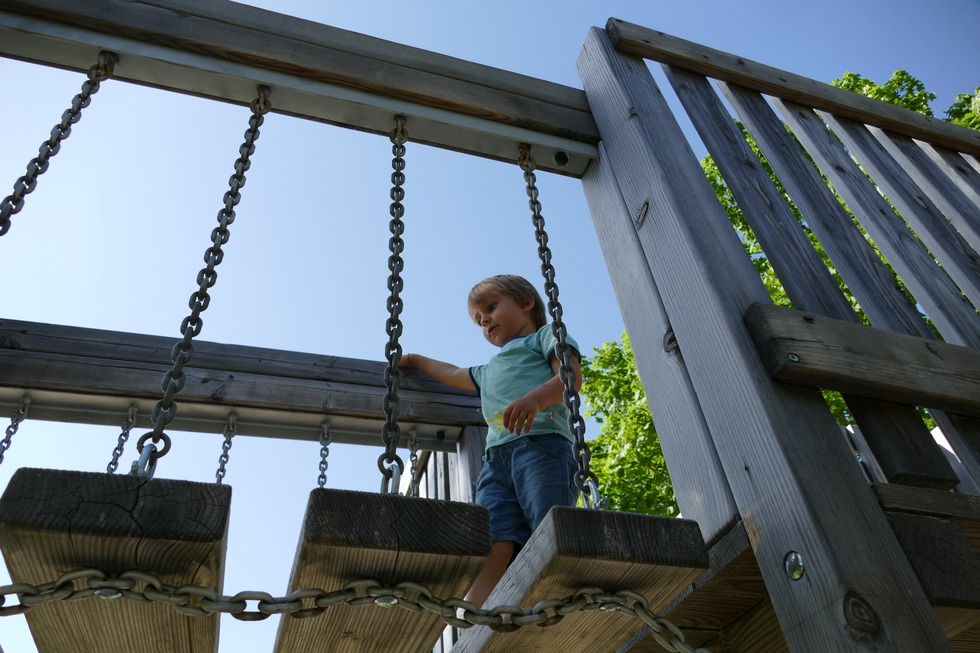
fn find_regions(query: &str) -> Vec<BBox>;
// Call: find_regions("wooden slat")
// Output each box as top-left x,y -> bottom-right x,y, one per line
580,143 -> 738,542
663,66 -> 957,489
0,0 -> 598,176
452,507 -> 708,652
273,489 -> 489,653
774,99 -> 980,349
603,18 -> 980,157
745,302 -> 980,418
822,114 -> 980,307
0,318 -> 482,450
578,26 -> 952,651
0,467 -> 230,653
870,130 -> 980,255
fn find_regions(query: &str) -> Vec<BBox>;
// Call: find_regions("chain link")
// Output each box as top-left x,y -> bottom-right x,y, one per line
134,86 -> 272,477
0,395 -> 31,467
215,413 -> 238,484
317,421 -> 331,488
0,569 -> 710,652
517,145 -> 602,507
1,52 -> 116,238
408,427 -> 420,497
379,115 -> 408,490
106,403 -> 139,473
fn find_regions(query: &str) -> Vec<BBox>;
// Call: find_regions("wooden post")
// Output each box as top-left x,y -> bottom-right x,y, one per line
0,467 -> 231,653
577,25 -> 951,651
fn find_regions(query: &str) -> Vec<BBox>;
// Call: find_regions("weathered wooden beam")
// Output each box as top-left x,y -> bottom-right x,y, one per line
0,467 -> 231,653
0,0 -> 598,176
745,302 -> 980,418
452,507 -> 708,652
0,318 -> 482,451
273,489 -> 489,653
604,18 -> 980,157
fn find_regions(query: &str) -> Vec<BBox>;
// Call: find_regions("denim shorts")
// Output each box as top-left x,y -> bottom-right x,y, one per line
475,433 -> 578,546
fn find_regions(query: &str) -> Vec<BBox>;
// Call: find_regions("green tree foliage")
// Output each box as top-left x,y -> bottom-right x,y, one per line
581,333 -> 678,516
580,68 -> 978,514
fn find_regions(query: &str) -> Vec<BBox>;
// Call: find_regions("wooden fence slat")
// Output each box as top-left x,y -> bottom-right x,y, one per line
578,26 -> 951,651
580,143 -> 737,542
869,131 -> 980,254
603,18 -> 980,157
773,99 -> 980,349
663,67 -> 956,489
745,302 -> 980,418
923,145 -> 980,212
822,114 -> 980,307
0,467 -> 230,653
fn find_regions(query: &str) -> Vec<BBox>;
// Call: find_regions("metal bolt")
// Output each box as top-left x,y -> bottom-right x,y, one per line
788,353 -> 800,362
95,588 -> 123,600
553,151 -> 569,166
374,595 -> 398,608
784,551 -> 805,580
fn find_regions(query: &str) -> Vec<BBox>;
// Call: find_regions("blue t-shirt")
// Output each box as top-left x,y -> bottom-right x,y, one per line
469,325 -> 580,451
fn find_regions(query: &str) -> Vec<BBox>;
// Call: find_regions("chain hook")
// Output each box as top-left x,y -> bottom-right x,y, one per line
381,458 -> 403,494
133,442 -> 159,479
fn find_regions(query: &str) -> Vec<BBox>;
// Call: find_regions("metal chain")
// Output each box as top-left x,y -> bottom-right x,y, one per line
1,52 -> 117,238
0,569 -> 711,652
318,421 -> 331,488
215,413 -> 238,484
0,395 -> 31,467
106,404 -> 139,473
133,86 -> 272,478
408,427 -> 420,497
517,144 -> 602,508
379,115 -> 408,492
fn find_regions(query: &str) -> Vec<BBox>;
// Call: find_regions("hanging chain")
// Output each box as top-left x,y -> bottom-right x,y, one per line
134,86 -> 272,478
0,569 -> 712,653
1,51 -> 117,238
317,421 -> 331,488
0,395 -> 31,467
408,427 -> 420,497
379,115 -> 408,492
214,413 -> 238,485
106,403 -> 139,474
518,144 -> 602,508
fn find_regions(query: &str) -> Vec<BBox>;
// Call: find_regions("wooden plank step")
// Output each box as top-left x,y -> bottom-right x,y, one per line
0,467 -> 231,653
745,302 -> 980,418
451,506 -> 708,653
274,489 -> 489,653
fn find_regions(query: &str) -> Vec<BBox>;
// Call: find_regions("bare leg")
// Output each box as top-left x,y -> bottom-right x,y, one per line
465,540 -> 515,609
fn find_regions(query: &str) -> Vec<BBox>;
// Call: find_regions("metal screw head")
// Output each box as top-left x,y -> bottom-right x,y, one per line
788,353 -> 800,362
784,551 -> 805,580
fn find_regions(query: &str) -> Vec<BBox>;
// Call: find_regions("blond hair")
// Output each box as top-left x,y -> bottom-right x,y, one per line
467,275 -> 547,329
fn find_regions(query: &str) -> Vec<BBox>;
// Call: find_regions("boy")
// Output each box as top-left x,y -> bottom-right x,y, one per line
400,274 -> 581,608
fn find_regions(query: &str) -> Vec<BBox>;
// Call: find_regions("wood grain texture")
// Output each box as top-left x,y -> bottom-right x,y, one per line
664,66 -> 957,489
452,507 -> 708,653
0,467 -> 230,653
273,489 -> 489,653
745,302 -> 980,418
578,26 -> 952,651
604,18 -> 980,157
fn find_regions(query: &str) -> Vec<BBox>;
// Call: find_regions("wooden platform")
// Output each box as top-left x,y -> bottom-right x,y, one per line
274,489 -> 489,653
0,467 -> 231,653
451,506 -> 708,653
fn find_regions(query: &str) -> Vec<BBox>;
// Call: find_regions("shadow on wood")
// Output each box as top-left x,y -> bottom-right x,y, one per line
451,506 -> 708,653
274,488 -> 490,653
0,467 -> 231,653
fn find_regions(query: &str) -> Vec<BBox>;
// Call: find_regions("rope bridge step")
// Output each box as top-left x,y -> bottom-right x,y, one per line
273,489 -> 489,653
451,506 -> 708,653
0,467 -> 231,653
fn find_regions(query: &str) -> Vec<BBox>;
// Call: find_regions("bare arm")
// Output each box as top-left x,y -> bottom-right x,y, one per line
400,352 -> 476,391
502,352 -> 582,435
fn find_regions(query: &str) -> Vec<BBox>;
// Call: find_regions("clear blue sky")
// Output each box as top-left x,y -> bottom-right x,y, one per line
2,0 -> 978,650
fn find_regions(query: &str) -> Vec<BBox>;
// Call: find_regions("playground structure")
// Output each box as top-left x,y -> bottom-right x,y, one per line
1,2 -> 980,652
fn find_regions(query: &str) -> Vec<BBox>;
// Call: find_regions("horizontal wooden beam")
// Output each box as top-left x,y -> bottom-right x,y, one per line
745,303 -> 980,418
0,0 -> 598,177
605,18 -> 980,158
0,318 -> 482,451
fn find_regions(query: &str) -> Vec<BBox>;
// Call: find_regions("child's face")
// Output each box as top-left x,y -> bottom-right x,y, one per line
470,292 -> 537,347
